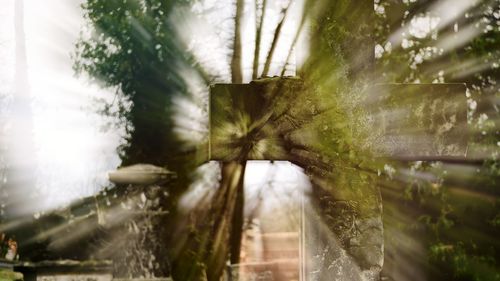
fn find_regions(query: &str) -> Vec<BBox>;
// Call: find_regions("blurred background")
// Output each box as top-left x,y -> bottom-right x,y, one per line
0,0 -> 498,281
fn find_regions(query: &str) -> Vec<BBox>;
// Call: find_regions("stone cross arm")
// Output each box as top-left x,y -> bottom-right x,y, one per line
209,78 -> 469,163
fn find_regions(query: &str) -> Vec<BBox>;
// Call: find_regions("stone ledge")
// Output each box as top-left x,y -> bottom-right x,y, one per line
15,260 -> 113,274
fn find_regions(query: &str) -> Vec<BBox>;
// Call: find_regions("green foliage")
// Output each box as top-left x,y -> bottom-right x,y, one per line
430,242 -> 500,281
373,1 -> 500,279
74,0 -> 202,167
0,269 -> 23,281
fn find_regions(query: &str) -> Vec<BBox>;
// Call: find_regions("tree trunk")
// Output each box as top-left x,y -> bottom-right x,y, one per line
252,0 -> 267,80
3,0 -> 36,221
205,162 -> 246,280
261,1 -> 291,77
226,0 -> 247,269
231,0 -> 244,84
280,0 -> 310,76
229,161 -> 246,265
206,0 -> 248,277
204,0 -> 250,278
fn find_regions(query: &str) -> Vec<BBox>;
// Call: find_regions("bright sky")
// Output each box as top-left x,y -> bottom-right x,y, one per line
0,0 -> 124,211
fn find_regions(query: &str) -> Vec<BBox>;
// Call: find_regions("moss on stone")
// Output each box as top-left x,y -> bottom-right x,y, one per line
0,269 -> 23,281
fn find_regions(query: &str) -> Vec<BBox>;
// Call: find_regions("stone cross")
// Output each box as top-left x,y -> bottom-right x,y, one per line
207,1 -> 471,280
208,78 -> 467,280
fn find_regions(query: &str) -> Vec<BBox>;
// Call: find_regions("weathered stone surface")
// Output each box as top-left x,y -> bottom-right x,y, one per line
304,164 -> 384,281
210,80 -> 468,163
108,164 -> 175,185
367,83 -> 468,159
209,78 -> 306,161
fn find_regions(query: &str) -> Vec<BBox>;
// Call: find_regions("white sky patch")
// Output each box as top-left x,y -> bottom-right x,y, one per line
409,14 -> 441,39
0,1 -> 15,101
374,44 -> 384,59
388,0 -> 477,48
244,161 -> 311,216
27,0 -> 126,209
429,0 -> 478,28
